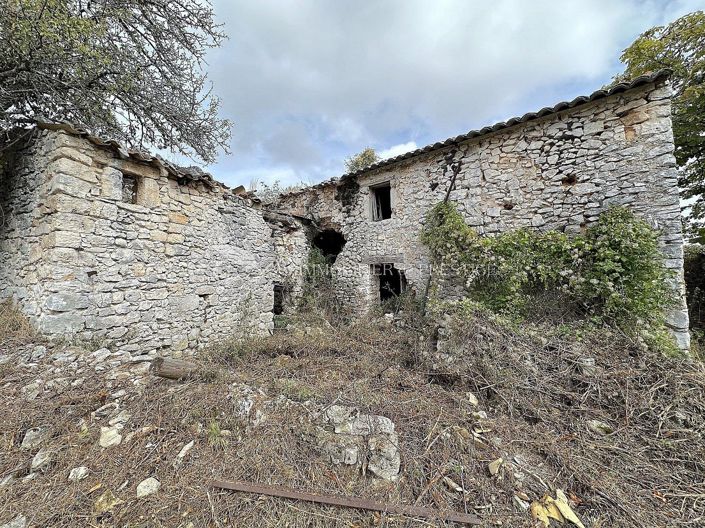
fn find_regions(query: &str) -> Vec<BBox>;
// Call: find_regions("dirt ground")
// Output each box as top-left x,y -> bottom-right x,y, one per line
1,307 -> 704,527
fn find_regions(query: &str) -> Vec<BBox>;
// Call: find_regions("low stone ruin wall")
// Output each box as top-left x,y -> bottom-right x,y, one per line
0,130 -> 275,355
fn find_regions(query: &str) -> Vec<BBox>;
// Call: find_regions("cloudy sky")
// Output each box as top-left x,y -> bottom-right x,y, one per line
200,0 -> 705,188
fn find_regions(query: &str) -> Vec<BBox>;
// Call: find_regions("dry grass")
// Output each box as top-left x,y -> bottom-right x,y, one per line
0,310 -> 703,527
0,300 -> 34,342
430,311 -> 705,527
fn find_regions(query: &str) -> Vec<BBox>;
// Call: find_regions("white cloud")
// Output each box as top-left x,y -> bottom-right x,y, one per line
203,0 -> 705,187
223,166 -> 300,190
379,142 -> 419,160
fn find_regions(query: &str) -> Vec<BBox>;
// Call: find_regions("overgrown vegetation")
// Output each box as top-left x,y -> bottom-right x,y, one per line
251,179 -> 306,204
421,202 -> 676,350
3,304 -> 704,526
685,244 -> 705,356
344,147 -> 380,173
298,246 -> 344,322
615,10 -> 705,239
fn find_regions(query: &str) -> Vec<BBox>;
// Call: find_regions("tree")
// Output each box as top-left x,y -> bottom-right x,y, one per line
615,11 -> 705,238
0,0 -> 230,163
344,147 -> 380,173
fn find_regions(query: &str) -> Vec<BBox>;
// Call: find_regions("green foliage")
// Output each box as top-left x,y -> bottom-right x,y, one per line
344,147 -> 380,173
207,420 -> 227,449
251,179 -> 305,204
421,202 -> 675,336
575,207 -> 674,324
684,244 -> 705,330
616,11 -> 705,234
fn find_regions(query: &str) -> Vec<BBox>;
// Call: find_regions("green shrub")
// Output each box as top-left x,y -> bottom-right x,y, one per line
684,244 -> 705,330
576,207 -> 673,325
421,202 -> 674,336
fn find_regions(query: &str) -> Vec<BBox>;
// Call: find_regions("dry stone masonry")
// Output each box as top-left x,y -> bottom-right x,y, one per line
275,72 -> 690,349
0,71 -> 690,352
0,128 -> 275,355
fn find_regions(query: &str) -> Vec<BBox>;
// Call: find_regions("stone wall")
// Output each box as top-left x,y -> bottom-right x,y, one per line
0,136 -> 51,316
0,76 -> 691,352
276,78 -> 690,349
0,130 -> 275,355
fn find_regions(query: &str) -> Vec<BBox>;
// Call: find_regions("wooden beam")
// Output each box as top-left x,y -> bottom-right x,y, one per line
150,357 -> 199,380
210,479 -> 481,525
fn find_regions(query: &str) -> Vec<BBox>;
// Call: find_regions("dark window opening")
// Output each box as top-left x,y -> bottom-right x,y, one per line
122,174 -> 138,203
371,183 -> 392,221
373,263 -> 406,302
273,282 -> 285,315
312,229 -> 346,263
561,174 -> 577,186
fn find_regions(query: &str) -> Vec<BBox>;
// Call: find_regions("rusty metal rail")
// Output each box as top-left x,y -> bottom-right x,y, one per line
211,479 -> 481,525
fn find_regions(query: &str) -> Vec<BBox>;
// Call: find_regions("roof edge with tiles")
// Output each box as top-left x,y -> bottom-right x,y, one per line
281,69 -> 672,198
36,121 -> 227,190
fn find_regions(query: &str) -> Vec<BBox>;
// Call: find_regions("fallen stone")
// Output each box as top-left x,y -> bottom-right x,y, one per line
323,405 -> 395,435
368,433 -> 401,480
136,477 -> 161,498
318,405 -> 401,481
99,426 -> 123,448
68,466 -> 90,481
93,402 -> 119,419
0,515 -> 26,528
108,410 -> 131,426
587,419 -> 613,435
21,426 -> 50,450
173,440 -> 195,468
443,476 -> 464,493
488,457 -> 503,476
0,474 -> 15,488
90,348 -> 111,364
21,381 -> 42,400
50,352 -> 74,364
31,448 -> 52,472
111,389 -> 127,400
320,432 -> 360,466
30,346 -> 47,362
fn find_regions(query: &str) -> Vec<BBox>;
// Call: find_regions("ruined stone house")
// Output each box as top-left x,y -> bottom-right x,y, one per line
0,70 -> 690,353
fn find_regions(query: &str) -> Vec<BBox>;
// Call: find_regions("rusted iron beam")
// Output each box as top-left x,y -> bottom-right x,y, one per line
210,479 -> 481,525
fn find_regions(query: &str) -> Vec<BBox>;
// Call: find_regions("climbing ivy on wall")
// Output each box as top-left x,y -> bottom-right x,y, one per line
421,202 -> 676,345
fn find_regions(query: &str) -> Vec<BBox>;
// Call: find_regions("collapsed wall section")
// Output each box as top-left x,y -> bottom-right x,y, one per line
0,130 -> 275,354
276,78 -> 690,349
